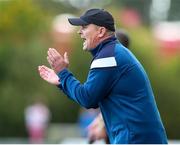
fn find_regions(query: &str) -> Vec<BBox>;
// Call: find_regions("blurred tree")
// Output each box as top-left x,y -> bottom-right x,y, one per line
168,0 -> 180,21
129,27 -> 180,139
0,0 -> 50,137
113,0 -> 152,25
0,0 -> 81,137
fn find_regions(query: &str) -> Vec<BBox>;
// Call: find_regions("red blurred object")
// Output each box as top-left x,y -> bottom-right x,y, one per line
119,8 -> 141,28
159,40 -> 180,57
153,22 -> 180,57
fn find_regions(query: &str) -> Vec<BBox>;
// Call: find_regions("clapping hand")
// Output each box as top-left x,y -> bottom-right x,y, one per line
38,48 -> 69,85
38,65 -> 60,85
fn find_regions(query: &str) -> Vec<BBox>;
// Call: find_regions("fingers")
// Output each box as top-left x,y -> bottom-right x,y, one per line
48,48 -> 62,62
46,48 -> 69,73
47,48 -> 55,67
38,65 -> 50,79
47,48 -> 62,67
64,52 -> 69,65
38,65 -> 50,72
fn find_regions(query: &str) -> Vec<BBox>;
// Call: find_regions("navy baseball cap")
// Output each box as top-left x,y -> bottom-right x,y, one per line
68,8 -> 115,32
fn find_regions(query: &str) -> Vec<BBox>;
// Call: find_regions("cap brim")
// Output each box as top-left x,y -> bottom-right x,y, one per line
68,18 -> 88,26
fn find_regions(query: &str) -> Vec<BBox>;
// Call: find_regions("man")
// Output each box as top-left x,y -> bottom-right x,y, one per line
87,29 -> 131,144
38,8 -> 168,143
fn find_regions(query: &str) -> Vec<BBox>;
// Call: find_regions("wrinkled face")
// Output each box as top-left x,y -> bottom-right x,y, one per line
78,24 -> 100,51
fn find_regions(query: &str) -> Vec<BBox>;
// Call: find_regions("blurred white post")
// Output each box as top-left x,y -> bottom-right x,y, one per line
150,0 -> 171,25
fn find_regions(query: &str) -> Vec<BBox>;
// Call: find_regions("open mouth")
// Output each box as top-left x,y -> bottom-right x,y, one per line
82,37 -> 86,41
82,38 -> 86,44
81,37 -> 87,49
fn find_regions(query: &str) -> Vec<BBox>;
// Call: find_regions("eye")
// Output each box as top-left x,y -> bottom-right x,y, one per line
82,25 -> 88,29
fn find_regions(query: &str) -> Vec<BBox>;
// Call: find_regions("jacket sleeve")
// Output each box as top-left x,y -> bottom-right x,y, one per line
57,67 -> 118,109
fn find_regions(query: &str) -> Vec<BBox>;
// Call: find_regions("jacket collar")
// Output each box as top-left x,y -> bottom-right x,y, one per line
90,35 -> 117,57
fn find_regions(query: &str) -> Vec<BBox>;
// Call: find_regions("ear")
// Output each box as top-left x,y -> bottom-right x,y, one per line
98,27 -> 106,38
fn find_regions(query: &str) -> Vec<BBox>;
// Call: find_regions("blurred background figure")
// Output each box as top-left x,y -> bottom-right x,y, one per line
87,29 -> 131,144
87,114 -> 108,144
24,100 -> 51,143
116,29 -> 130,48
78,108 -> 99,138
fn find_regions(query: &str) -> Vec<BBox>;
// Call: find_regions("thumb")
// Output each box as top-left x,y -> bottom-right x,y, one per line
64,52 -> 69,65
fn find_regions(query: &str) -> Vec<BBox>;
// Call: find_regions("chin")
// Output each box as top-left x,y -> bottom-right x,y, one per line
83,45 -> 89,51
83,46 -> 87,51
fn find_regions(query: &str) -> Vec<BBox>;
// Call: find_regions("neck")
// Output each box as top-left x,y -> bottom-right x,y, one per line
90,34 -> 116,56
97,33 -> 114,45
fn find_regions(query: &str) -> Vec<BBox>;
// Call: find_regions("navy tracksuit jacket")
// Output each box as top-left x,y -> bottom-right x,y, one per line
57,36 -> 168,144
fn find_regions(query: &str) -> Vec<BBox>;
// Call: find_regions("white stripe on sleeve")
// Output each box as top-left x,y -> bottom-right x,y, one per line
90,57 -> 117,69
